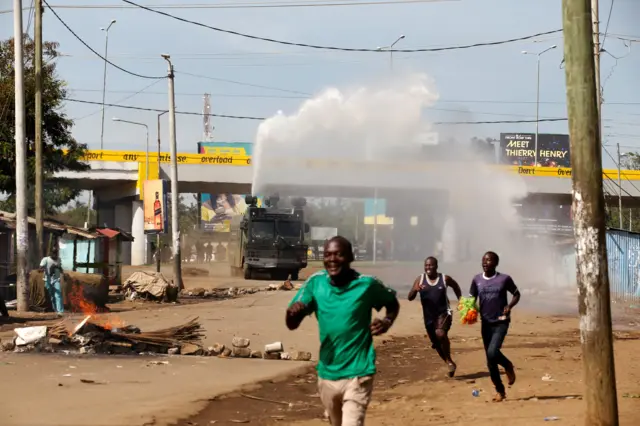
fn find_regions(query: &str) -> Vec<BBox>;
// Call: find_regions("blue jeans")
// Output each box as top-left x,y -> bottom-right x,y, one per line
481,321 -> 512,394
45,278 -> 64,313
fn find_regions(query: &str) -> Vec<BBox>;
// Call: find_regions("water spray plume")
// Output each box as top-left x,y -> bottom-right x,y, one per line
252,73 -> 567,297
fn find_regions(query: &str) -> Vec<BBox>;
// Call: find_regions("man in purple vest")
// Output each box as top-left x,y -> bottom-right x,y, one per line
408,257 -> 462,377
469,251 -> 521,402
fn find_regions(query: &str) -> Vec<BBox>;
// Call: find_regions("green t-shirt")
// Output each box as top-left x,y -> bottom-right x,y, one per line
289,270 -> 397,381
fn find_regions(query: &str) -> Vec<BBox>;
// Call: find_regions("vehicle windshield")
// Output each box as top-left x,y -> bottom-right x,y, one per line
251,221 -> 275,239
277,220 -> 302,238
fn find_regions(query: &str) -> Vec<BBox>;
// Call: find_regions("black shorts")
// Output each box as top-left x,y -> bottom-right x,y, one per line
425,312 -> 452,344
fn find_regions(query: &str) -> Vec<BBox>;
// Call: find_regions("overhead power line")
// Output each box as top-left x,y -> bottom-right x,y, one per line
432,118 -> 567,125
66,98 -> 572,124
122,0 -> 563,53
2,0 -> 459,14
176,71 -> 312,95
66,98 -> 266,120
42,0 -> 166,79
601,0 -> 616,50
72,80 -> 164,121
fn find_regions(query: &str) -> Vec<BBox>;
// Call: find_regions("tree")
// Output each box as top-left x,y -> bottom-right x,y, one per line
53,201 -> 96,228
0,36 -> 88,214
621,152 -> 640,170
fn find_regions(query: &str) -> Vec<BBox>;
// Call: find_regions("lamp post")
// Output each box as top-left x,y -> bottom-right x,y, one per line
618,144 -> 629,229
112,118 -> 149,180
113,117 -> 149,265
376,35 -> 405,71
162,54 -> 182,289
99,19 -> 116,150
370,35 -> 405,264
155,110 -> 168,272
522,44 -> 557,166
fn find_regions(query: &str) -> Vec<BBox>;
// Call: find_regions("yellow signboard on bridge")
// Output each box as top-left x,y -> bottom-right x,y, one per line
78,149 -> 640,181
80,150 -> 252,166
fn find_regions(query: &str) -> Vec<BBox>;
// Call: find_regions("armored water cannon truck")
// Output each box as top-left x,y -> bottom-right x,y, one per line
228,195 -> 310,280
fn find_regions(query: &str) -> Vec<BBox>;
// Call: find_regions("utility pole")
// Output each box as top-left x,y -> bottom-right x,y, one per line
592,0 -> 601,123
162,54 -> 182,289
14,0 -> 29,312
562,1 -> 619,426
156,111 -> 168,273
34,0 -> 44,260
617,143 -> 623,228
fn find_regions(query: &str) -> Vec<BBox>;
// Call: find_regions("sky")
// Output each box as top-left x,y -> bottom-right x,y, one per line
1,0 -> 639,170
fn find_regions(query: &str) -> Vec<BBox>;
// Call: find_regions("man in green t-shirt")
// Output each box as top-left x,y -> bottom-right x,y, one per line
286,236 -> 400,426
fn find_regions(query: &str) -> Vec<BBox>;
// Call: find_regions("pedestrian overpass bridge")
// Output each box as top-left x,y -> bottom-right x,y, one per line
53,149 -> 640,266
55,148 -> 640,198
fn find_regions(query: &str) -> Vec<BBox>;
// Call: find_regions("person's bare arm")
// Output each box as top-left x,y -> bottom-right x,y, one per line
445,276 -> 463,300
504,276 -> 521,315
286,302 -> 310,330
408,277 -> 421,301
371,297 -> 400,336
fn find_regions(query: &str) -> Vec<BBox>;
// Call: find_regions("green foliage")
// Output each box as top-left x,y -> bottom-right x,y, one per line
53,200 -> 96,228
621,152 -> 640,170
0,36 -> 88,214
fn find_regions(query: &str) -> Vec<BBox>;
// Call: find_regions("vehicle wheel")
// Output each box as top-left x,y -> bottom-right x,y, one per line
243,264 -> 252,280
290,270 -> 299,281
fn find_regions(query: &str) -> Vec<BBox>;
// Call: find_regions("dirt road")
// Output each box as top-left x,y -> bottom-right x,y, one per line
179,313 -> 640,426
0,262 -> 638,426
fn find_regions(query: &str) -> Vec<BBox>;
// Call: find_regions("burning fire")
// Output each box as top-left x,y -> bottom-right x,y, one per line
68,285 -> 126,331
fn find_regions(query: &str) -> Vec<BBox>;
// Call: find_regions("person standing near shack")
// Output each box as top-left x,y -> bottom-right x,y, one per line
286,236 -> 400,426
40,247 -> 64,314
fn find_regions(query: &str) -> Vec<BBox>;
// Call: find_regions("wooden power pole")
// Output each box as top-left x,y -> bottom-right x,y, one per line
35,0 -> 44,260
562,1 -> 619,425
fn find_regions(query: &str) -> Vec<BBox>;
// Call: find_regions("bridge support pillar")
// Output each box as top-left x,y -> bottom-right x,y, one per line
114,203 -> 132,265
131,200 -> 146,266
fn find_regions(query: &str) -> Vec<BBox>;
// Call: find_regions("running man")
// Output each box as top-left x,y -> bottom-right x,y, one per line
408,256 -> 462,377
469,251 -> 521,402
286,236 -> 400,426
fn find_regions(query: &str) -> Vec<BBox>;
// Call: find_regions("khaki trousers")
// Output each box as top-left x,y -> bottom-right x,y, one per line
317,375 -> 375,426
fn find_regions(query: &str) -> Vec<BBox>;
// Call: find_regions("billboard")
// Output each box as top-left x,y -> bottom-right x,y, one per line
143,179 -> 168,234
363,198 -> 393,225
198,142 -> 255,232
201,194 -> 263,232
310,227 -> 338,241
500,133 -> 570,167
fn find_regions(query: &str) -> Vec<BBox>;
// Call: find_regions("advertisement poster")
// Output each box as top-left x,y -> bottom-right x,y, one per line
198,142 -> 256,232
201,194 -> 259,232
500,133 -> 570,167
364,198 -> 393,225
143,179 -> 168,234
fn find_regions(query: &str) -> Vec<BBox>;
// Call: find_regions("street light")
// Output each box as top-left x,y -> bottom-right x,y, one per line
371,35 -> 405,264
112,117 -> 149,179
522,44 -> 557,166
376,35 -> 405,71
113,117 -> 149,265
100,19 -> 116,151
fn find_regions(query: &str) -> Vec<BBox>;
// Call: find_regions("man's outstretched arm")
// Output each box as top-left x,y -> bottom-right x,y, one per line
445,276 -> 463,300
408,277 -> 421,301
286,302 -> 311,330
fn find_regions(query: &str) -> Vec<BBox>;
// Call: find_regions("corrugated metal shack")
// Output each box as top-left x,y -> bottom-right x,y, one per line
556,228 -> 640,302
0,211 -> 134,301
606,228 -> 640,301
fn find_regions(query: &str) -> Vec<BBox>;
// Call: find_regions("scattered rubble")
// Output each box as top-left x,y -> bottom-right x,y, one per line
178,280 -> 302,301
123,272 -> 179,302
1,317 -> 206,356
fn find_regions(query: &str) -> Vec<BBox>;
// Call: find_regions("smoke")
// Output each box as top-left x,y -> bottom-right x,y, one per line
252,73 -> 566,291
